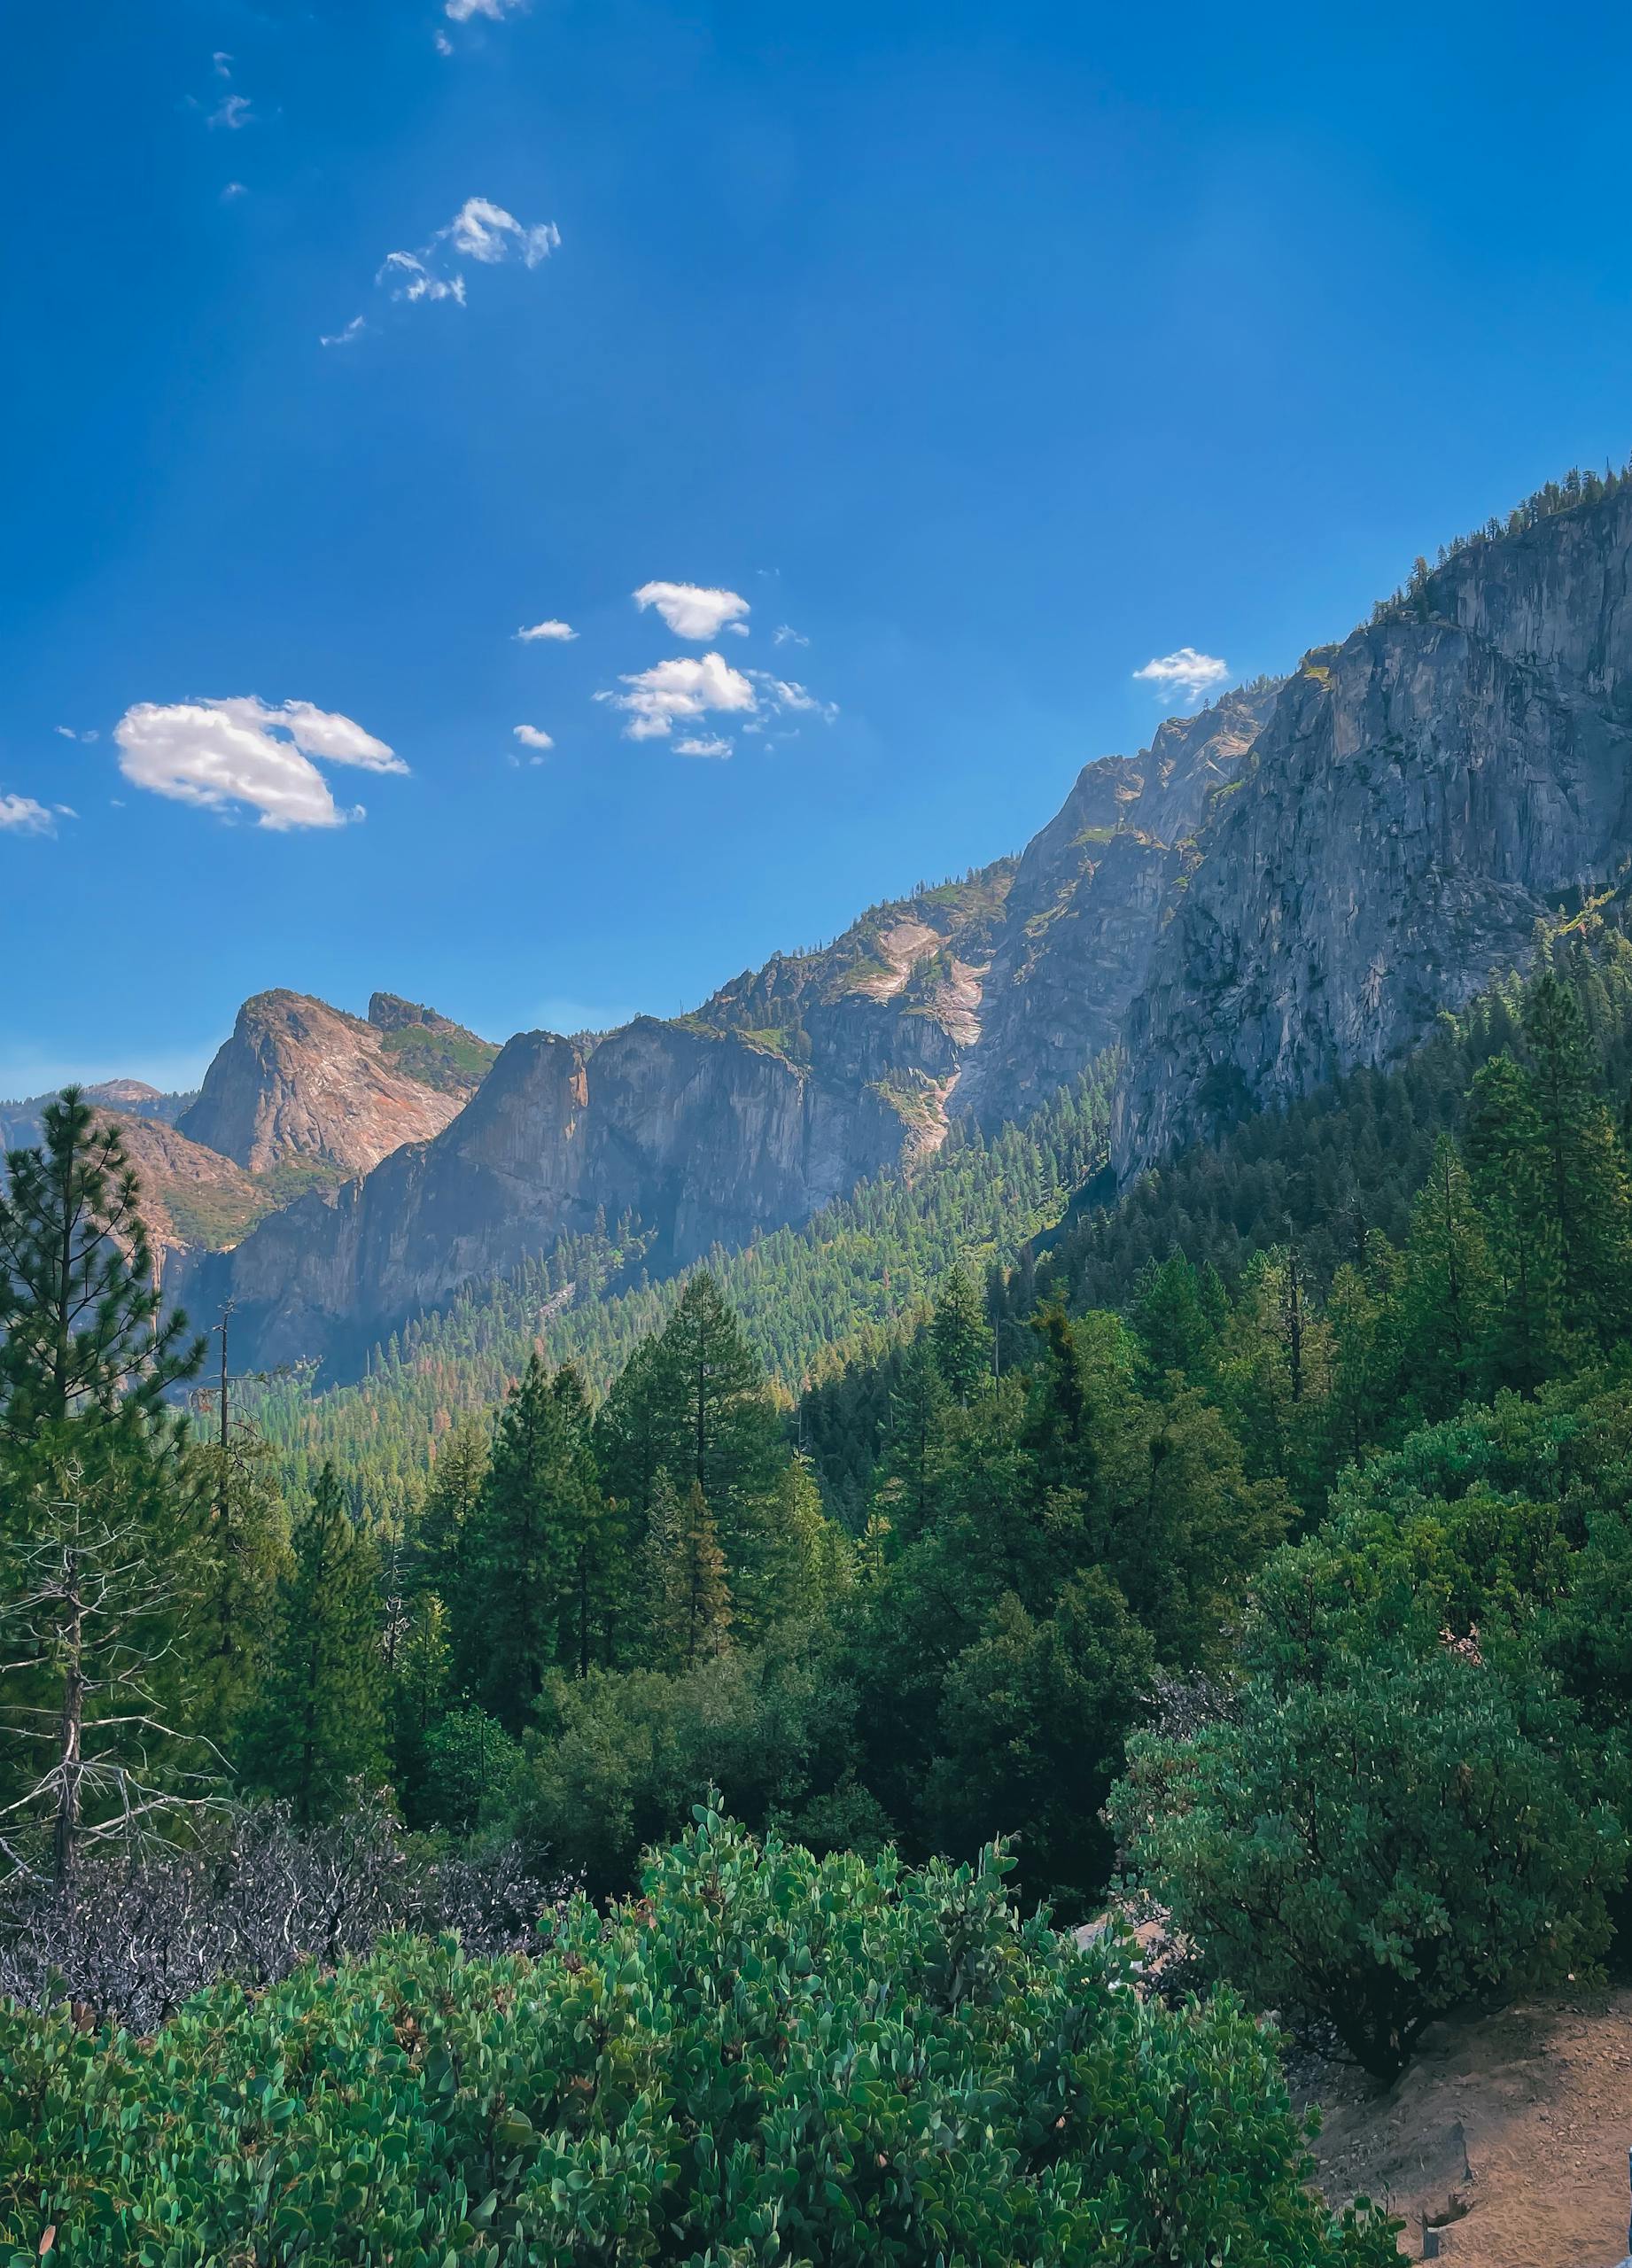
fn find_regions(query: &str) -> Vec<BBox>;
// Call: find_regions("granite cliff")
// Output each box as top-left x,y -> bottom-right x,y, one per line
167,476 -> 1632,1378
1114,484 -> 1632,1174
177,990 -> 496,1178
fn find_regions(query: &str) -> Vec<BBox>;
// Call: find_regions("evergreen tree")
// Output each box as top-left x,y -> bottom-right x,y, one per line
594,1274 -> 784,1571
455,1355 -> 601,1730
930,1264 -> 989,1405
1394,1134 -> 1497,1416
1463,1052 -> 1565,1389
245,1464 -> 387,1823
191,1434 -> 291,1755
390,1592 -> 451,1823
643,1472 -> 732,1668
0,1091 -> 202,1445
1524,971 -> 1632,1344
418,1418 -> 489,1599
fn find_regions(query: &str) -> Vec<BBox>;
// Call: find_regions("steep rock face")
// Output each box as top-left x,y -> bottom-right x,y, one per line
98,1114 -> 268,1262
177,990 -> 486,1177
955,686 -> 1278,1122
1114,491 -> 1632,1173
181,1017 -> 913,1370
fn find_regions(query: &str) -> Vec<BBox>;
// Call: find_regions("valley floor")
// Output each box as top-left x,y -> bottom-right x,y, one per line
1309,1988 -> 1632,2266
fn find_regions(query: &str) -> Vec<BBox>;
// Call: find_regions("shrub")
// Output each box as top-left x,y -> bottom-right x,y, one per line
0,1810 -> 1395,2264
1111,1636 -> 1625,2078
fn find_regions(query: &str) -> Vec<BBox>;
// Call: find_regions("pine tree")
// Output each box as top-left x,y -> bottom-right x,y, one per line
930,1264 -> 989,1405
455,1355 -> 602,1730
191,1433 -> 291,1754
245,1464 -> 387,1823
0,1091 -> 202,1444
594,1274 -> 784,1571
418,1418 -> 489,1600
1394,1136 -> 1498,1417
1524,972 -> 1632,1345
1463,1052 -> 1566,1388
644,1473 -> 732,1668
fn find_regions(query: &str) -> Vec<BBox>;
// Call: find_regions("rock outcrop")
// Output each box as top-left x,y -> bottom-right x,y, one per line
177,990 -> 491,1178
1113,488 -> 1632,1174
97,1113 -> 268,1262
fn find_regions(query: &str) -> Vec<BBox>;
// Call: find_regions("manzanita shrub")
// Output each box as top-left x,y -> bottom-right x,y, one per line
0,1809 -> 1394,2266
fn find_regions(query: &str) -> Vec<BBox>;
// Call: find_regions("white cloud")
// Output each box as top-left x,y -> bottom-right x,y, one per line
633,582 -> 750,641
517,618 -> 577,642
209,93 -> 253,130
446,0 -> 528,17
377,251 -> 465,307
54,725 -> 98,742
221,181 -> 248,202
439,197 -> 558,268
1132,647 -> 1231,705
213,50 -> 233,77
113,696 -> 406,831
434,30 -> 455,55
596,652 -> 757,741
745,671 -> 838,726
368,198 -> 558,325
597,656 -> 836,745
0,796 -> 56,835
320,315 -> 368,348
773,623 -> 808,647
513,724 -> 554,750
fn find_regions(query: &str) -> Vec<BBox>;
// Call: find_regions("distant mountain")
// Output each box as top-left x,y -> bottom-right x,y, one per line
0,1078 -> 194,1154
174,472 -> 1632,1379
176,990 -> 498,1180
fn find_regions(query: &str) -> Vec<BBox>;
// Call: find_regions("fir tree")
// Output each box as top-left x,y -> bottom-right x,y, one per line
455,1355 -> 601,1729
930,1264 -> 989,1404
1463,1052 -> 1565,1388
0,1091 -> 202,1445
245,1464 -> 387,1823
1524,971 -> 1632,1344
643,1474 -> 732,1668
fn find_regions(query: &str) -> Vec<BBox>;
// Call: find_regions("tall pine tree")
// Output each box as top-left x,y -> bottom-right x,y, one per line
245,1464 -> 387,1822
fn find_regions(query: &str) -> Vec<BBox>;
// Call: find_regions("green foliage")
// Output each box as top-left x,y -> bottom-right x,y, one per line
242,1464 -> 388,1822
0,1810 -> 1397,2264
0,1090 -> 202,1444
1113,1623 -> 1624,2078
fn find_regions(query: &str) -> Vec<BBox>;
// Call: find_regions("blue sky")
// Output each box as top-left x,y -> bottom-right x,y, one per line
5,0 -> 1632,1095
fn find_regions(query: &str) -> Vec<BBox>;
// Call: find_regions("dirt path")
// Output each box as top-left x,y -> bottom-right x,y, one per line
1307,1989 -> 1632,2265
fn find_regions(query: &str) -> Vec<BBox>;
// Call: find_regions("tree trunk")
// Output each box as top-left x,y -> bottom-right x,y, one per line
53,1550 -> 85,1897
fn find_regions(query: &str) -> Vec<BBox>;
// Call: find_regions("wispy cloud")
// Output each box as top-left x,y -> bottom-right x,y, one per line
54,726 -> 98,743
445,0 -> 529,19
212,50 -> 233,78
320,315 -> 368,349
1132,647 -> 1230,706
361,198 -> 559,330
209,92 -> 253,130
517,618 -> 577,642
0,795 -> 57,835
513,724 -> 554,750
633,582 -> 750,641
675,736 -> 733,759
113,697 -> 406,831
221,181 -> 248,203
742,671 -> 838,731
772,624 -> 809,648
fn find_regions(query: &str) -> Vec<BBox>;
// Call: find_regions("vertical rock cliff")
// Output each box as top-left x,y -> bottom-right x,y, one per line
1113,488 -> 1632,1174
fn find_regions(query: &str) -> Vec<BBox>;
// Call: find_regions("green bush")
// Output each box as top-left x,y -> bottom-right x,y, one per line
1112,1633 -> 1625,2078
0,1810 -> 1395,2265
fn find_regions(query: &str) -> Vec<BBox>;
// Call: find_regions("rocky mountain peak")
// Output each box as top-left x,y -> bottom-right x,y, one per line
176,989 -> 491,1178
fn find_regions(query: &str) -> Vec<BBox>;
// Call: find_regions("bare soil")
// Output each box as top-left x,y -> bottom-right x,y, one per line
1306,1988 -> 1632,2266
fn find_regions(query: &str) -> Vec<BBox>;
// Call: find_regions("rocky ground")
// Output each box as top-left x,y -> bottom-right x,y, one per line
1307,1988 -> 1632,2266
